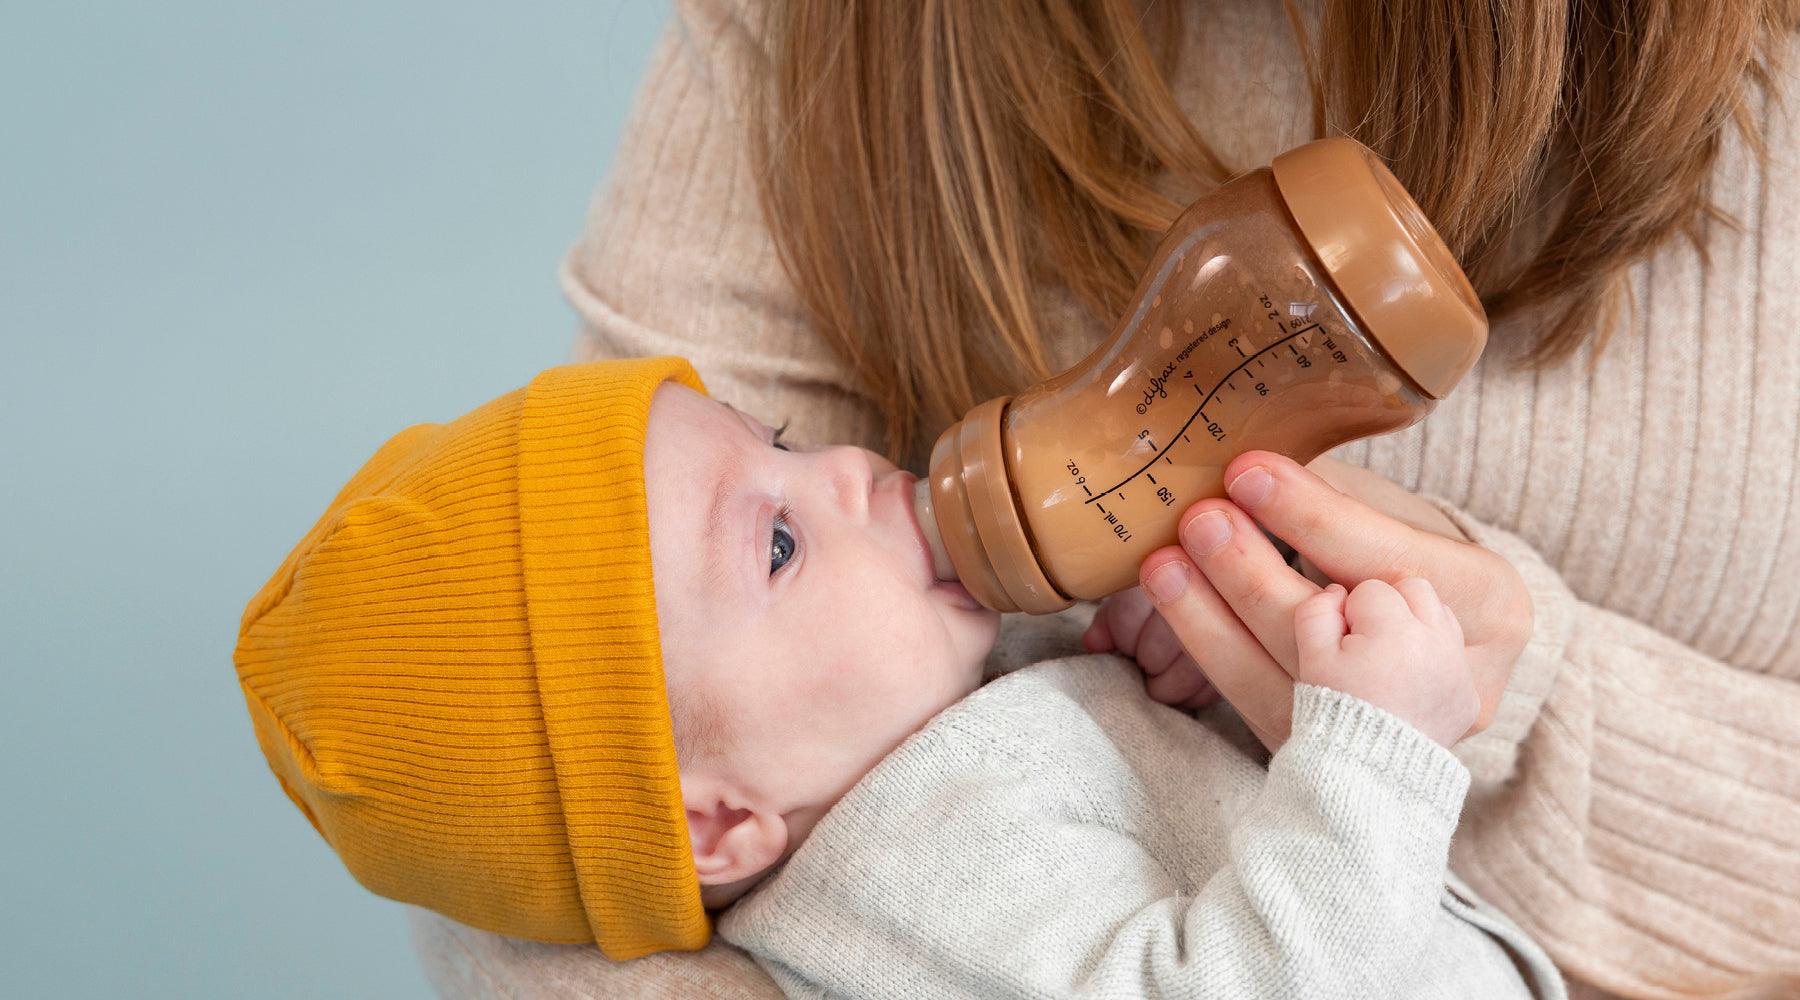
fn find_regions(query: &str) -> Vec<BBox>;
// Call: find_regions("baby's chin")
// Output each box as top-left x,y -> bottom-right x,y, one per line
949,599 -> 1002,635
956,609 -> 1002,688
911,574 -> 1000,665
909,611 -> 995,703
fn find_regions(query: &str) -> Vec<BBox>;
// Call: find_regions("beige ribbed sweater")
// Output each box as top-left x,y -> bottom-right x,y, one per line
409,1 -> 1800,998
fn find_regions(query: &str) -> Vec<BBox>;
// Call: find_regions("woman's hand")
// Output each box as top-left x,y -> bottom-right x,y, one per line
1136,450 -> 1534,754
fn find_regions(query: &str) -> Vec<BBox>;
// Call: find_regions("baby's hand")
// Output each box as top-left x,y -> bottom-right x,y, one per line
1083,586 -> 1220,711
1294,577 -> 1479,749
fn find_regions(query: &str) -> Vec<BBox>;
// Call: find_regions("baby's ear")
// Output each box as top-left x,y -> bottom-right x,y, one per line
682,776 -> 788,886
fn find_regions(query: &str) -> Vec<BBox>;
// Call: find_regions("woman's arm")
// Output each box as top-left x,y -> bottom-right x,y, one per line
1145,452 -> 1800,998
561,0 -> 884,453
1414,495 -> 1800,1000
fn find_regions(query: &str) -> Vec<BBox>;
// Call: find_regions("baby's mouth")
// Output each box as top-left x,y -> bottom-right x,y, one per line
937,579 -> 982,612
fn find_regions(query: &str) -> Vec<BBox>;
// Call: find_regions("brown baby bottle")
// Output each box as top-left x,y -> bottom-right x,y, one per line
913,136 -> 1488,614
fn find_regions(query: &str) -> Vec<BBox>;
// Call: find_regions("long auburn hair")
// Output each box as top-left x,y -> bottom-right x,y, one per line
747,0 -> 1799,463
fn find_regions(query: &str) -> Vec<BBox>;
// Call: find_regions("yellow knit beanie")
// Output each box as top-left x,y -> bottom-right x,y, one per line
233,356 -> 710,959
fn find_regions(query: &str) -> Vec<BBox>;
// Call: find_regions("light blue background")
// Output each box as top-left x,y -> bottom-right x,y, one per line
1,3 -> 672,996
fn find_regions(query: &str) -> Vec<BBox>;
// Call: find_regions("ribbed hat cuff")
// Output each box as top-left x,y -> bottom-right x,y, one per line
516,357 -> 711,958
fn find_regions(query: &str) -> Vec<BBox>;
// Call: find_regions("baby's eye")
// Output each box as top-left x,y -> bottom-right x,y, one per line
769,506 -> 797,576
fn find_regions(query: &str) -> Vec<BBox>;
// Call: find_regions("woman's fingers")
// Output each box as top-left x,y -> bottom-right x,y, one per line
1222,451 -> 1478,606
1139,547 -> 1294,751
1176,500 -> 1321,674
1224,451 -> 1532,736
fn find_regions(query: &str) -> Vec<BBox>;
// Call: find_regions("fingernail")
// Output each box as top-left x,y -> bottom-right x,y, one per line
1184,510 -> 1231,555
1144,562 -> 1189,603
1227,466 -> 1272,507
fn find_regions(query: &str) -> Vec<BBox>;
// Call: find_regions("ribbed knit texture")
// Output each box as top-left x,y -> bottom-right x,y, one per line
235,356 -> 711,959
414,0 -> 1800,996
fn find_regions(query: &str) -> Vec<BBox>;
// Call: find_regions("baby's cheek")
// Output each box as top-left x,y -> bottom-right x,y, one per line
811,563 -> 960,719
822,613 -> 935,711
791,654 -> 920,778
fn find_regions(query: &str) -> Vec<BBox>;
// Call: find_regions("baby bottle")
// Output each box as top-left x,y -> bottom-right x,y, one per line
912,136 -> 1488,614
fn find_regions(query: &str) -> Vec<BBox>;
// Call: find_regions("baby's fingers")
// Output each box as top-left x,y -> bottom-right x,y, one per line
1135,610 -> 1220,710
1084,588 -> 1155,657
1393,576 -> 1444,623
1145,654 -> 1215,707
1294,582 -> 1348,657
1344,578 -> 1412,634
1134,613 -> 1189,677
1179,673 -> 1222,711
1081,612 -> 1115,653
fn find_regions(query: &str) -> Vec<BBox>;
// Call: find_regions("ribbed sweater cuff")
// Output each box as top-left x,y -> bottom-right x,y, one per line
1288,683 -> 1471,826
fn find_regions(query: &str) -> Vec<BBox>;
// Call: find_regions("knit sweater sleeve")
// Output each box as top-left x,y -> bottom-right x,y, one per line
560,0 -> 886,454
1415,493 -> 1800,998
720,674 -> 1505,1000
1161,683 -> 1477,998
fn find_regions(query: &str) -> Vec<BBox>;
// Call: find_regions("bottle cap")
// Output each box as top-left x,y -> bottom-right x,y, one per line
1271,137 -> 1488,399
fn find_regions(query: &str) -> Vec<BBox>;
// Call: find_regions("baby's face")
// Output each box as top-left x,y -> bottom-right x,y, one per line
642,383 -> 1000,893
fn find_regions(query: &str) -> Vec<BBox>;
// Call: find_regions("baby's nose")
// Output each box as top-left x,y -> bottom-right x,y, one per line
820,446 -> 873,519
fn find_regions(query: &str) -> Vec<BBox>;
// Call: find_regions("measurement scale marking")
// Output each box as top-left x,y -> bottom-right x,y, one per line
1085,325 -> 1316,505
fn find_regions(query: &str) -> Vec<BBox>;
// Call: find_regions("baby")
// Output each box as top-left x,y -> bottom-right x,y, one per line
235,357 -> 1565,998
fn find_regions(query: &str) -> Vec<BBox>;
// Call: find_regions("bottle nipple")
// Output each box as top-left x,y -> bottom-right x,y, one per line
913,478 -> 956,581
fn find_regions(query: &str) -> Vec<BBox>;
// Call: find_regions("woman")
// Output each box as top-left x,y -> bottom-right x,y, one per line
411,1 -> 1800,997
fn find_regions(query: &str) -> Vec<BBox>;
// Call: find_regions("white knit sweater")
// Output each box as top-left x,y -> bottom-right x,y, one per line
408,1 -> 1800,997
717,650 -> 1566,1000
